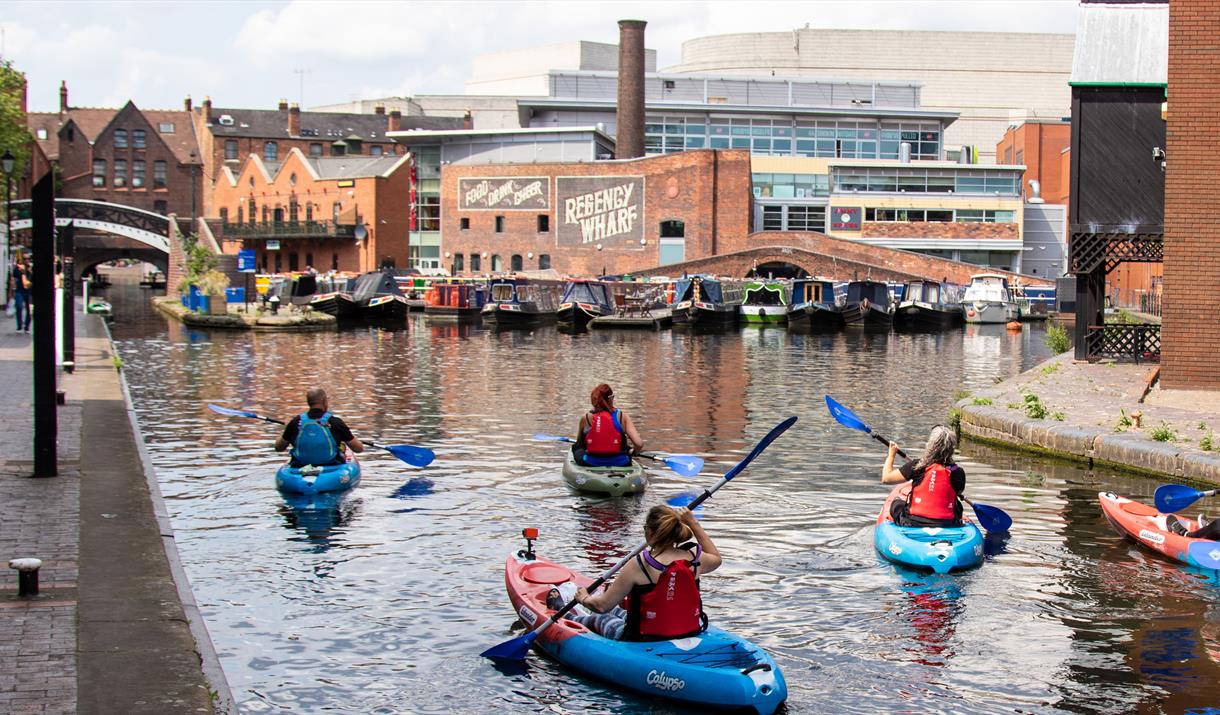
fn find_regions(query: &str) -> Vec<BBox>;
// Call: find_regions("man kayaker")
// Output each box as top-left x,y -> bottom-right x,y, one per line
881,424 -> 966,527
274,388 -> 364,467
566,505 -> 719,641
572,383 -> 644,467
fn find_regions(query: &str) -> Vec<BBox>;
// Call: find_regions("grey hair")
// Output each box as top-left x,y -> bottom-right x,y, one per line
306,388 -> 327,407
915,425 -> 957,472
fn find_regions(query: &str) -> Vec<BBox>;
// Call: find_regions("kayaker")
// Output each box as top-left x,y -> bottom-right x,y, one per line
573,383 -> 644,468
274,388 -> 364,467
881,424 -> 966,527
1167,514 -> 1220,540
566,505 -> 718,640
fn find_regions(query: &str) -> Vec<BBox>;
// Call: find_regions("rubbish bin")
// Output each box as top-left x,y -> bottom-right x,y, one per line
225,287 -> 245,303
188,284 -> 202,311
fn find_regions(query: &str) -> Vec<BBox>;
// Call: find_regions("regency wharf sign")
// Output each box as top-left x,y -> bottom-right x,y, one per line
556,176 -> 645,248
458,177 -> 550,211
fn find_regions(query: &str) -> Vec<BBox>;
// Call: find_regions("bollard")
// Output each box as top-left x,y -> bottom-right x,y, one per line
56,390 -> 66,405
9,558 -> 42,596
62,360 -> 75,375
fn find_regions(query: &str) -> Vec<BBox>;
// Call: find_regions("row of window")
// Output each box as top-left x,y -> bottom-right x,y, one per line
92,159 -> 168,189
225,199 -> 350,225
761,205 -> 827,232
224,139 -> 390,162
452,253 -> 552,273
458,215 -> 550,233
645,116 -> 942,159
752,173 -> 830,199
113,128 -> 147,149
831,167 -> 1021,196
260,251 -> 341,273
864,208 -> 1016,223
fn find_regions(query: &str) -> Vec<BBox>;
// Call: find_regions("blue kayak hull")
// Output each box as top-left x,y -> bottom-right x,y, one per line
275,459 -> 361,494
875,483 -> 984,574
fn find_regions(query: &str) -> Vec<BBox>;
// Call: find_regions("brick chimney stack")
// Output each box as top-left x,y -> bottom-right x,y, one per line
203,96 -> 212,121
184,96 -> 193,112
615,20 -> 646,160
288,103 -> 301,136
374,103 -> 386,115
388,109 -> 402,133
59,81 -> 69,116
278,98 -> 288,111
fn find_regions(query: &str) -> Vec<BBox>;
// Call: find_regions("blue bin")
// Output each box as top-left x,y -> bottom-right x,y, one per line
180,294 -> 188,307
188,284 -> 202,311
199,295 -> 212,314
225,287 -> 245,303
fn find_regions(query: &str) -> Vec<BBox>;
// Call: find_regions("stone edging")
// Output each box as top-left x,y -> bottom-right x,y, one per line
102,319 -> 237,714
153,297 -> 337,332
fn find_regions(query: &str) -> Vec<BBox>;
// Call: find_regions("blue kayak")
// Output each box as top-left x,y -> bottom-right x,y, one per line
504,553 -> 787,714
875,483 -> 984,574
275,456 -> 361,494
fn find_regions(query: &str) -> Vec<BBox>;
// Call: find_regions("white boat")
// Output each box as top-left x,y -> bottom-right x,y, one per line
960,274 -> 1019,324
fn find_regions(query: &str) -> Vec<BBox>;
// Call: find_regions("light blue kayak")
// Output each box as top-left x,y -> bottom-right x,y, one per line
875,483 -> 984,574
275,457 -> 361,494
505,553 -> 787,714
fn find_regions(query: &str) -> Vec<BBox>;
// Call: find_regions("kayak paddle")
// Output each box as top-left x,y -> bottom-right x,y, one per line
483,415 -> 798,662
1154,484 -> 1218,514
1188,540 -> 1220,570
207,403 -> 435,467
823,395 -> 1012,533
532,433 -> 703,477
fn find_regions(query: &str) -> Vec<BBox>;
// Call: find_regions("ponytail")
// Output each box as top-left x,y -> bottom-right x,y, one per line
590,383 -> 615,413
644,505 -> 693,553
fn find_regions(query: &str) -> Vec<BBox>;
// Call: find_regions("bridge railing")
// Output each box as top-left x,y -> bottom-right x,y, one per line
216,220 -> 356,240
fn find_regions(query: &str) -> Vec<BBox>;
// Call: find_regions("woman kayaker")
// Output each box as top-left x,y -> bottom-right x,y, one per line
566,505 -> 720,641
573,383 -> 644,468
881,424 -> 966,527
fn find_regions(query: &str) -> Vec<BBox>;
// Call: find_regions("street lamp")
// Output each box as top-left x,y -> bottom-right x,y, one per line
2,150 -> 14,309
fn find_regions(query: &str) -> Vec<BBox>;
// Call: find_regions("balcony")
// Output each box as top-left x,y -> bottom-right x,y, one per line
216,220 -> 356,241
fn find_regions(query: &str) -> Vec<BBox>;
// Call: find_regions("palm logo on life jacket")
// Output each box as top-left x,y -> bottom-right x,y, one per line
586,409 -> 625,456
907,463 -> 958,521
624,545 -> 706,641
292,411 -> 339,466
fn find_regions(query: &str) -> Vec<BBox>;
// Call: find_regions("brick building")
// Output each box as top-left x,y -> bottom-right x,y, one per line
210,147 -> 411,274
995,120 -> 1072,203
27,83 -> 202,218
439,149 -> 751,276
192,98 -> 461,216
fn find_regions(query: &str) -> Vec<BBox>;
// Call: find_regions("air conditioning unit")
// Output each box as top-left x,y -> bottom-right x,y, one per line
218,115 -> 235,126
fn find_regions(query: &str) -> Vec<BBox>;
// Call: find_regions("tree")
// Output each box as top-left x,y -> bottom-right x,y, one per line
0,60 -> 31,182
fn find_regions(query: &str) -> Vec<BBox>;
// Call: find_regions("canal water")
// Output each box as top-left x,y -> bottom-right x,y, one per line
103,281 -> 1220,714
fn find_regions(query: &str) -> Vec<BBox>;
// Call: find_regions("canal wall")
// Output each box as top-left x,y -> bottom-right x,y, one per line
959,351 -> 1220,485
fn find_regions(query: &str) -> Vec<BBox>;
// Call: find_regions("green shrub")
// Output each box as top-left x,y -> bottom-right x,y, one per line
1020,390 -> 1048,420
1052,411 -> 1065,421
1116,409 -> 1133,431
1041,362 -> 1060,376
1202,433 -> 1215,451
971,397 -> 993,406
946,407 -> 962,432
1046,325 -> 1071,354
1150,422 -> 1177,442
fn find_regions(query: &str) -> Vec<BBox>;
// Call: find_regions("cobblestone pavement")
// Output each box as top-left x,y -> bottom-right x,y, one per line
0,328 -> 78,715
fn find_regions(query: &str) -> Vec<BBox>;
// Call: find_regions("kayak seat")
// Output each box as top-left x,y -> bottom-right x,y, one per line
522,563 -> 570,585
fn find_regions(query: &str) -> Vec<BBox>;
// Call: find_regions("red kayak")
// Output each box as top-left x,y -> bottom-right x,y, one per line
1098,491 -> 1217,568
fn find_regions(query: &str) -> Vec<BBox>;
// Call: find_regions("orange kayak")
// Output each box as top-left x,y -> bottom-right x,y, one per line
1098,491 -> 1216,568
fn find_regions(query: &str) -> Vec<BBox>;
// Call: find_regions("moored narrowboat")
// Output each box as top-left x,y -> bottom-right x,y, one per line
842,280 -> 894,328
351,270 -> 409,323
425,281 -> 489,320
895,279 -> 963,329
671,275 -> 743,327
557,280 -> 614,326
786,278 -> 844,331
739,280 -> 789,325
961,273 -> 1020,324
481,277 -> 561,328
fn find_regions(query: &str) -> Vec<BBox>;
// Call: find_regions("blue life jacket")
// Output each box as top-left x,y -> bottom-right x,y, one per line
291,411 -> 340,466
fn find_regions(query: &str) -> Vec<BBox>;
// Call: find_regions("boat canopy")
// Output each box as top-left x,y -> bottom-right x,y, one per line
675,276 -> 724,304
351,270 -> 402,303
963,274 -> 1013,303
742,281 -> 788,306
791,279 -> 835,305
561,281 -> 611,307
846,280 -> 890,304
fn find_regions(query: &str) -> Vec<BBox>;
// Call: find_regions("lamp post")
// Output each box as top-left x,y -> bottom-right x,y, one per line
2,150 -> 14,308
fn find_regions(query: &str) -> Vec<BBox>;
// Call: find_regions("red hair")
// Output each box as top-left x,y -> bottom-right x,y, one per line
590,384 -> 615,413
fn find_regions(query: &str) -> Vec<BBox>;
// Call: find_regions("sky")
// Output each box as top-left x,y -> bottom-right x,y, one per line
5,0 -> 1079,114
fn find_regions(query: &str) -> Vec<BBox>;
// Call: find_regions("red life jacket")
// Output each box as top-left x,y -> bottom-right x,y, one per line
907,463 -> 958,521
585,409 -> 624,456
623,546 -> 705,641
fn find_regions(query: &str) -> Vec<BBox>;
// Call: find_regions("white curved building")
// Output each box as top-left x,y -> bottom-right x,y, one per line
665,28 -> 1074,162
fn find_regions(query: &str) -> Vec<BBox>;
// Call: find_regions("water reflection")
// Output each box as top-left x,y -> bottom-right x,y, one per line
893,567 -> 962,667
278,491 -> 362,553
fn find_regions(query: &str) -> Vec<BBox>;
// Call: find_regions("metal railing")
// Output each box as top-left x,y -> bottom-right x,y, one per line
218,220 -> 356,240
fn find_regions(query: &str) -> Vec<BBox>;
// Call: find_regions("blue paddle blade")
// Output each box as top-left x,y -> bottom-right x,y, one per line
1188,540 -> 1220,570
480,630 -> 538,661
970,501 -> 1012,533
382,443 -> 436,468
825,395 -> 870,434
208,403 -> 259,419
1155,484 -> 1208,513
533,433 -> 575,443
663,455 -> 703,477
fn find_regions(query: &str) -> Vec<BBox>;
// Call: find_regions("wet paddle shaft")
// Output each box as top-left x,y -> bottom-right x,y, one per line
482,416 -> 797,661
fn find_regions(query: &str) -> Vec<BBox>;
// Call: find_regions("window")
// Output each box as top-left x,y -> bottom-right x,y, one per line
660,220 -> 685,238
370,145 -> 383,156
332,253 -> 339,271
460,217 -> 470,230
36,128 -> 47,140
538,254 -> 551,270
274,253 -> 282,273
153,160 -> 167,188
264,142 -> 278,161
305,203 -> 313,222
289,199 -> 299,223
495,216 -> 505,233
537,214 -> 549,232
333,202 -> 342,223
237,206 -> 243,224
92,159 -> 106,187
289,173 -> 297,187
153,200 -> 168,214
309,143 -> 323,157
133,129 -> 146,149
331,143 -> 346,157
470,254 -> 481,272
114,159 -> 127,187
132,160 -> 146,188
762,206 -> 784,231
659,220 -> 685,265
262,205 -> 269,223
511,254 -> 523,271
248,199 -> 257,224
305,252 -> 313,269
454,254 -> 464,272
1014,150 -> 1024,166
491,254 -> 502,272
419,194 -> 440,231
159,122 -> 175,133
219,207 -> 229,223
114,129 -> 128,148
288,252 -> 299,272
786,205 -> 825,232
225,139 -> 239,160
66,127 -> 74,142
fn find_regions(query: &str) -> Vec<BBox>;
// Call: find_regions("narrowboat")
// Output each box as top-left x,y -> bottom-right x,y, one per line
351,270 -> 409,322
786,278 -> 843,331
671,275 -> 743,327
961,273 -> 1020,324
425,281 -> 488,320
480,277 -> 561,328
309,275 -> 359,320
842,280 -> 894,328
1015,284 -> 1055,321
557,280 -> 614,326
895,279 -> 964,329
739,280 -> 789,325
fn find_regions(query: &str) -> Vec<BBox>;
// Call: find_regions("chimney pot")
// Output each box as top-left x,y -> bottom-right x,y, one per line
59,80 -> 69,115
278,98 -> 288,111
288,103 -> 301,136
615,20 -> 647,160
374,103 -> 386,115
387,109 -> 402,133
203,96 -> 212,121
184,96 -> 193,112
